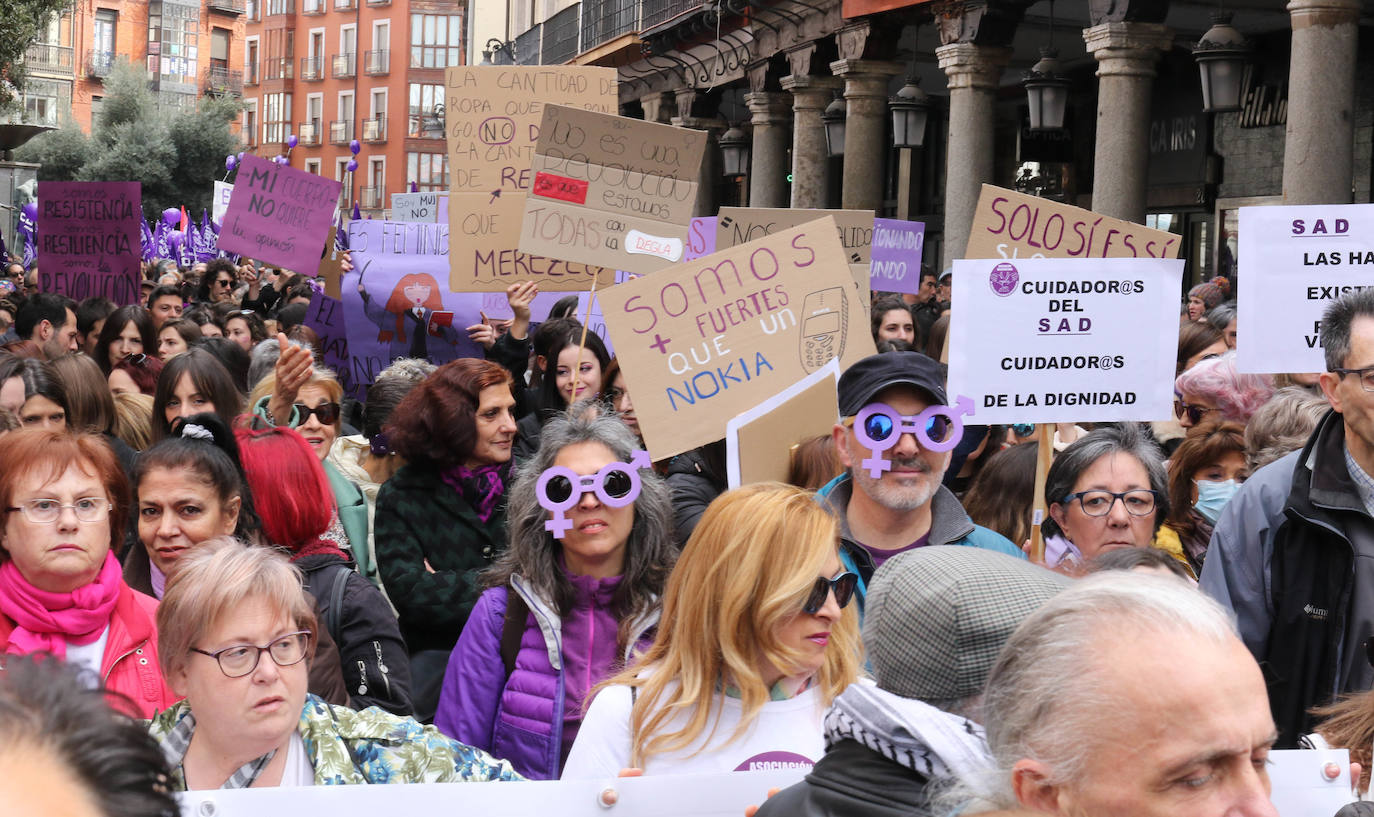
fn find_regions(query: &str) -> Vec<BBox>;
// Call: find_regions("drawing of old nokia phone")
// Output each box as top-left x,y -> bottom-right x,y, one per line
801,287 -> 848,372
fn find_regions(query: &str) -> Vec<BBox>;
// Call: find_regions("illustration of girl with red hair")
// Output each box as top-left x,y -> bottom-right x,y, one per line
357,264 -> 460,363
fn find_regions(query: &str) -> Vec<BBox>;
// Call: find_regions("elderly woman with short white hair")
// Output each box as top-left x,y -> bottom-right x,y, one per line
148,537 -> 523,789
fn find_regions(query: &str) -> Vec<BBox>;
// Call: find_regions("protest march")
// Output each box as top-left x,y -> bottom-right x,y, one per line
2,49 -> 1374,817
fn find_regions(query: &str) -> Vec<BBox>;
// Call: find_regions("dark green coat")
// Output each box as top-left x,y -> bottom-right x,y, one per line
374,463 -> 506,654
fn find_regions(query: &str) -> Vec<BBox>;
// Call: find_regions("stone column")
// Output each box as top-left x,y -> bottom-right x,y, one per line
936,44 -> 1011,269
829,59 -> 905,212
639,92 -> 677,124
781,75 -> 841,209
744,92 -> 792,208
673,115 -> 727,217
1083,23 -> 1173,224
1283,0 -> 1360,204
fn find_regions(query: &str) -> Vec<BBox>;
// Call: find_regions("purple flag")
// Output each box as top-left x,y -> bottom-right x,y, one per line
17,202 -> 37,268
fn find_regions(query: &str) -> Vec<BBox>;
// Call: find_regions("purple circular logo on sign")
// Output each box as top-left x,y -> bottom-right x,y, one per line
989,263 -> 1019,297
732,751 -> 814,772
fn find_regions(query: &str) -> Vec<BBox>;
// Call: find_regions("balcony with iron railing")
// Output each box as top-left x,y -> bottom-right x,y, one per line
263,56 -> 294,80
359,187 -> 382,209
26,43 -> 74,74
365,0 -> 389,6
297,121 -> 321,145
334,0 -> 357,9
301,0 -> 324,13
86,49 -> 115,79
244,61 -> 259,85
364,49 -> 388,75
581,0 -> 638,52
206,66 -> 243,95
361,117 -> 385,143
300,55 -> 323,80
329,119 -> 353,144
207,0 -> 247,15
331,52 -> 355,78
641,0 -> 702,31
541,4 -> 580,65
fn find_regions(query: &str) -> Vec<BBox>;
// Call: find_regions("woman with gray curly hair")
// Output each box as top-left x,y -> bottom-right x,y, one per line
432,402 -> 675,780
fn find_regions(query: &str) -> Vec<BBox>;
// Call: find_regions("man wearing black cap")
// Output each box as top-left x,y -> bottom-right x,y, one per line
819,351 -> 1023,615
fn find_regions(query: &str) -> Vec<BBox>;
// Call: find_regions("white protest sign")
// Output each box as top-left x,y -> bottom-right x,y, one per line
1267,748 -> 1353,816
178,768 -> 806,816
392,191 -> 444,223
1238,203 -> 1374,374
948,257 -> 1183,424
212,181 -> 234,224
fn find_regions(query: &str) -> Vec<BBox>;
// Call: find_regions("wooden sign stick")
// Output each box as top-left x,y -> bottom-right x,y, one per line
1029,424 -> 1054,564
568,275 -> 600,402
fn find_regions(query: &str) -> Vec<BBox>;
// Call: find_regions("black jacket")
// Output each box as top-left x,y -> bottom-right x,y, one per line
1265,410 -> 1374,746
296,552 -> 414,716
754,740 -> 933,817
664,448 -> 725,548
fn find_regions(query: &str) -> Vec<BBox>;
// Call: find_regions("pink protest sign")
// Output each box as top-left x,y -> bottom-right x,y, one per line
219,153 -> 342,275
37,181 -> 142,304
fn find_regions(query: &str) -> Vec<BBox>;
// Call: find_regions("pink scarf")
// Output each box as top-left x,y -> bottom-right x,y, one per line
0,552 -> 123,659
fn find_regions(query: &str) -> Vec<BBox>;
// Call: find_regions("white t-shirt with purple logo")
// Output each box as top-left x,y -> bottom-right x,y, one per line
561,681 -> 827,778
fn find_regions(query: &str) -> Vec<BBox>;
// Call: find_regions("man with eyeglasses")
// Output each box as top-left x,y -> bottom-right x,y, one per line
819,352 -> 1023,619
1202,288 -> 1374,748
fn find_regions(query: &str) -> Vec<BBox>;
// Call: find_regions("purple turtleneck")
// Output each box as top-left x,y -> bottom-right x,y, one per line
560,570 -> 623,767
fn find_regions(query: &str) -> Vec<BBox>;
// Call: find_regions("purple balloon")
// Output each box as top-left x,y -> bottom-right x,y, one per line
346,159 -> 358,173
162,208 -> 181,228
287,134 -> 299,149
225,155 -> 237,171
349,140 -> 360,156
237,152 -> 244,161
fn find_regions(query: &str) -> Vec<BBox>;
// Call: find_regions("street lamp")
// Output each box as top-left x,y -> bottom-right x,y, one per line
1193,13 -> 1250,113
889,79 -> 930,149
421,104 -> 445,139
719,125 -> 750,177
1023,47 -> 1072,131
481,38 -> 516,65
822,96 -> 846,157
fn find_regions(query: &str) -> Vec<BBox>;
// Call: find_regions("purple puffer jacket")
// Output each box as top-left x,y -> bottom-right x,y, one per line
433,575 -> 657,780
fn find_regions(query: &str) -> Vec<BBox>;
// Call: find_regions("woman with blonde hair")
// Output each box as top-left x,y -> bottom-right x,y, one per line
562,483 -> 863,777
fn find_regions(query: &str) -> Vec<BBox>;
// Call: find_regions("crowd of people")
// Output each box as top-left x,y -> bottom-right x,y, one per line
0,251 -> 1370,817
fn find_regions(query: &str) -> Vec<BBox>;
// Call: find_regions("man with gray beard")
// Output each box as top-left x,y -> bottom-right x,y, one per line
819,352 -> 1023,618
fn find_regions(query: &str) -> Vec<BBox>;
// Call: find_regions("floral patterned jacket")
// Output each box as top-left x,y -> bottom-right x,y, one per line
148,694 -> 524,787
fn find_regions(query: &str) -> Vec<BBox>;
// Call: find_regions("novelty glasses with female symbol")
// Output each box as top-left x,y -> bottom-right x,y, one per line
536,450 -> 652,538
847,396 -> 976,479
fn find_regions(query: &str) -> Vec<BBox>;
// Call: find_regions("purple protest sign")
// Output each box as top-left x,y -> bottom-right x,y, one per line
869,218 -> 926,296
37,181 -> 142,304
685,217 -> 716,261
305,292 -> 364,400
218,153 -> 342,276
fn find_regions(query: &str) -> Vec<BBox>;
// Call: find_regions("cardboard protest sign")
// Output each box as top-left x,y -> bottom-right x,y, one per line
717,207 -> 874,296
479,288 -> 618,356
444,66 -> 618,292
869,218 -> 926,295
219,153 -> 342,275
948,257 -> 1184,424
212,181 -> 234,224
1237,203 -> 1374,374
686,217 -> 716,261
726,359 -> 840,489
966,184 -> 1181,261
37,181 -> 142,303
392,191 -> 444,223
343,220 -> 489,388
601,218 -> 875,460
519,105 -> 706,274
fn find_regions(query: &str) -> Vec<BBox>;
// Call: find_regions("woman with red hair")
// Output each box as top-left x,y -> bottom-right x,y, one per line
374,358 -> 518,721
235,424 -> 413,715
358,270 -> 460,364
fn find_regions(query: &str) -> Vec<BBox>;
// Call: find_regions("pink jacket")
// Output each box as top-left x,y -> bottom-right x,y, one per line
0,581 -> 180,718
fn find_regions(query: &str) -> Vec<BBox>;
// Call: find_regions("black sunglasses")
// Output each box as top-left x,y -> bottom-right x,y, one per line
1174,399 -> 1217,425
803,572 -> 859,615
215,278 -> 233,287
294,401 -> 340,425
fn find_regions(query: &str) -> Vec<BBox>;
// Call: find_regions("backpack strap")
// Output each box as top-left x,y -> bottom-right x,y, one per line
500,586 -> 529,680
324,564 -> 350,649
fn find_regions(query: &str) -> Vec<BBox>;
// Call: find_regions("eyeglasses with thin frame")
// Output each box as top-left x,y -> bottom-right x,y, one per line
1332,366 -> 1374,393
294,401 -> 340,425
1061,489 -> 1161,518
1174,399 -> 1217,425
803,571 -> 859,615
190,630 -> 312,678
6,497 -> 112,524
